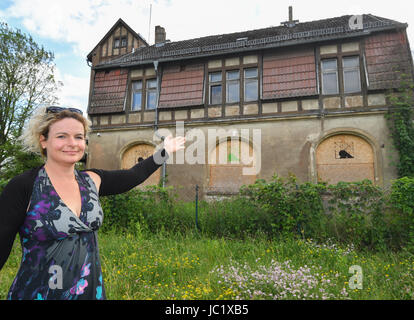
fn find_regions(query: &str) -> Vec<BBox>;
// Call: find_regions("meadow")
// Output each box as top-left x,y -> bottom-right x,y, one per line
1,175 -> 414,300
1,229 -> 413,300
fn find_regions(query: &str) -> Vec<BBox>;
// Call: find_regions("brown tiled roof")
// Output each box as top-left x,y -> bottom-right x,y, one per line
94,14 -> 406,69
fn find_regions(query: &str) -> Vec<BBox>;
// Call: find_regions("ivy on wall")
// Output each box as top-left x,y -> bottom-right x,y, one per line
385,75 -> 414,178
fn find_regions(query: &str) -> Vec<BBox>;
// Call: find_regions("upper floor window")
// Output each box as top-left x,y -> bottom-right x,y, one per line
208,67 -> 259,105
114,36 -> 127,49
131,80 -> 143,111
244,68 -> 258,102
343,56 -> 361,93
321,59 -> 339,95
131,78 -> 157,111
321,56 -> 361,95
209,72 -> 222,105
226,70 -> 240,103
146,79 -> 157,110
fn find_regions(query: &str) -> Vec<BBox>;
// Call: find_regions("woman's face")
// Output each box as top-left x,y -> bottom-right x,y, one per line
40,117 -> 86,166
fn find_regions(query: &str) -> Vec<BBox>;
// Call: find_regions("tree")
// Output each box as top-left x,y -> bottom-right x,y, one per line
0,21 -> 60,174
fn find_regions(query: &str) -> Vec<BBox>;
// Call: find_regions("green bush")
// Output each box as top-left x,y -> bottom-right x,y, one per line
198,197 -> 272,239
388,176 -> 414,250
323,180 -> 387,250
98,176 -> 414,252
239,174 -> 327,240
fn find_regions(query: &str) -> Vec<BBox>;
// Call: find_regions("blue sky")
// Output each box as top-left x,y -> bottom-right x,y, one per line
1,0 -> 412,114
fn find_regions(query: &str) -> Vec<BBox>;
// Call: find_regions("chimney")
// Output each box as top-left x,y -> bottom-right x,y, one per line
281,6 -> 299,27
155,25 -> 166,44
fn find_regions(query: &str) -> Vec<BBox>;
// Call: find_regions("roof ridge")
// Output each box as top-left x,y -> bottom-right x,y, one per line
94,13 -> 405,68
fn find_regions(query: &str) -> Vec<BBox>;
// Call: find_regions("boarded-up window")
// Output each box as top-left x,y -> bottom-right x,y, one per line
121,144 -> 160,187
208,139 -> 257,194
316,134 -> 375,185
262,48 -> 318,99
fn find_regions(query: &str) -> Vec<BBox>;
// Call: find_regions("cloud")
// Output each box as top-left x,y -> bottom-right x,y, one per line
3,0 -> 413,55
54,67 -> 90,111
2,0 -> 412,113
2,0 -> 153,56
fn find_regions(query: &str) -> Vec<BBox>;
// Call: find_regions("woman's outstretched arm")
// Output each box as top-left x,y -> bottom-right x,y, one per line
85,135 -> 185,196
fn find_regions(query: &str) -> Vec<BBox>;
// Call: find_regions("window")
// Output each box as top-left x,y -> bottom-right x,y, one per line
131,80 -> 142,111
114,38 -> 120,49
226,70 -> 240,103
146,79 -> 157,110
343,56 -> 361,93
121,37 -> 127,47
114,37 -> 127,49
209,72 -> 222,105
244,68 -> 258,102
131,79 -> 157,111
321,57 -> 362,95
321,59 -> 339,95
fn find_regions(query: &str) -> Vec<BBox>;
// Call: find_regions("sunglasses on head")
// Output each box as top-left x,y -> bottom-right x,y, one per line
46,106 -> 83,115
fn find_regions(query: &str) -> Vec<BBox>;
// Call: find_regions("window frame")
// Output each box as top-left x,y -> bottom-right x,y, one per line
131,80 -> 143,111
114,36 -> 127,49
208,71 -> 223,105
342,56 -> 361,94
129,76 -> 157,112
321,58 -> 339,95
244,67 -> 259,102
146,78 -> 157,110
206,57 -> 259,107
226,70 -> 240,104
319,43 -> 365,101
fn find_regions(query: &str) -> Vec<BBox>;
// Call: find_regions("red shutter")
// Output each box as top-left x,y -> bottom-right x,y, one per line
262,48 -> 317,99
159,64 -> 204,108
89,69 -> 128,114
365,31 -> 412,90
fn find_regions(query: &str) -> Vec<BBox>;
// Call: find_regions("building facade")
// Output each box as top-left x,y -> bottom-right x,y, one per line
86,13 -> 413,201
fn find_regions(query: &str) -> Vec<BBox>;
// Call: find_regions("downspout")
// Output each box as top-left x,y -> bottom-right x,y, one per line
153,60 -> 166,187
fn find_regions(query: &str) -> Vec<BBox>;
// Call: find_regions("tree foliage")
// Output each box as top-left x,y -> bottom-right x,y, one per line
0,21 -> 60,174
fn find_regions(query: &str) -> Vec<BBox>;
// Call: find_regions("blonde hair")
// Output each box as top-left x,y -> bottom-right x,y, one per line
19,106 -> 91,158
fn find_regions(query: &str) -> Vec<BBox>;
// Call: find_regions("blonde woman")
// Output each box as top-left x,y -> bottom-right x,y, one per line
0,106 -> 185,300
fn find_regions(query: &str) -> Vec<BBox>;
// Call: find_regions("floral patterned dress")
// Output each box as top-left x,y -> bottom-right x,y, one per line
7,167 -> 105,300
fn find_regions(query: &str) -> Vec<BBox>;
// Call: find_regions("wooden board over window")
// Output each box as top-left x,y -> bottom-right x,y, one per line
316,134 -> 375,185
208,140 -> 257,194
121,144 -> 160,187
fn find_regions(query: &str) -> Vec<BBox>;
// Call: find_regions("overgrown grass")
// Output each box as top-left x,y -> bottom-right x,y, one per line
1,229 -> 414,300
2,176 -> 414,300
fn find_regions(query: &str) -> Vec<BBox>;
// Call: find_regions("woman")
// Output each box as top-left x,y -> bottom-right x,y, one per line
0,106 -> 185,300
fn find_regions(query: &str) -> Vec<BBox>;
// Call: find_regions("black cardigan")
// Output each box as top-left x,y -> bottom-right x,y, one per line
0,148 -> 168,270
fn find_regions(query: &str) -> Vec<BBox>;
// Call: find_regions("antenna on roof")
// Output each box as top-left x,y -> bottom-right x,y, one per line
148,3 -> 152,44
